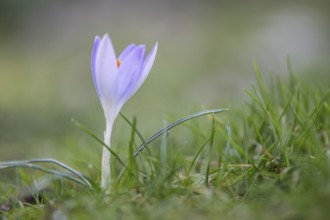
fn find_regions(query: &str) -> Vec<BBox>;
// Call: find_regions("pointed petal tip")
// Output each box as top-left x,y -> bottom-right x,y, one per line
102,33 -> 111,41
151,42 -> 158,54
100,34 -> 116,52
93,36 -> 101,49
154,41 -> 158,48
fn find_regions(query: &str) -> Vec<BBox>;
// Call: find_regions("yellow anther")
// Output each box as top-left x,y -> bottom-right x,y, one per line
116,59 -> 121,68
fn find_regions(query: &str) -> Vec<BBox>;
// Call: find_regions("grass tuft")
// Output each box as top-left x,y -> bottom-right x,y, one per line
1,66 -> 329,219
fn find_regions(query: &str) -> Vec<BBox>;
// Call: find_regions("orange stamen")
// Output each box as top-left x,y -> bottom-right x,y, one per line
116,59 -> 121,68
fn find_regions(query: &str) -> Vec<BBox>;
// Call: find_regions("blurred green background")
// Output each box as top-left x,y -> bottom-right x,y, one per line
0,0 -> 329,165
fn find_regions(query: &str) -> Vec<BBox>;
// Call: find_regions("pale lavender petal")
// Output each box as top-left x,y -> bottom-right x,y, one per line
118,45 -> 145,77
116,45 -> 146,100
95,34 -> 118,101
124,42 -> 158,100
143,42 -> 158,72
118,44 -> 136,62
91,36 -> 101,96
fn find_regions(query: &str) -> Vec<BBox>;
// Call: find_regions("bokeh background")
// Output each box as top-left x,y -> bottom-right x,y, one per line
0,0 -> 329,165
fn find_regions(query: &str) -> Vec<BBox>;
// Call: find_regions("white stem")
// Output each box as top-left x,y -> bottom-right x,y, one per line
101,120 -> 113,192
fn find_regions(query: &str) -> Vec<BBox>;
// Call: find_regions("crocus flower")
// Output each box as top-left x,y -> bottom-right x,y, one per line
91,34 -> 158,191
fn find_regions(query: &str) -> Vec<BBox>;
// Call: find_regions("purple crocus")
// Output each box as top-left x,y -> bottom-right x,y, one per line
91,34 -> 158,191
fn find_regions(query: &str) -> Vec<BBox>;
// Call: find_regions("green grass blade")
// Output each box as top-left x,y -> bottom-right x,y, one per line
119,113 -> 154,174
187,137 -> 211,176
0,161 -> 89,188
134,109 -> 228,157
205,115 -> 215,186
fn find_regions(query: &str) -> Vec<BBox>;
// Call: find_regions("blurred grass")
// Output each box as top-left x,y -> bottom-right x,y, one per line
0,64 -> 329,219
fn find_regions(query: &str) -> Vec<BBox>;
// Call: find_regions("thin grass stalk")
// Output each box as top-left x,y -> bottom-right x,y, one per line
134,109 -> 228,157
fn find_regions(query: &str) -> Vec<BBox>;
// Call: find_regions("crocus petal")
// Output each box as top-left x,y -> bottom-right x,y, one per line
91,36 -> 101,96
125,42 -> 158,100
140,42 -> 158,82
118,44 -> 136,62
95,34 -> 118,101
117,45 -> 146,101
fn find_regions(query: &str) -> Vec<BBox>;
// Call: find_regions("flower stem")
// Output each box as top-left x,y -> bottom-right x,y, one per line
101,120 -> 113,192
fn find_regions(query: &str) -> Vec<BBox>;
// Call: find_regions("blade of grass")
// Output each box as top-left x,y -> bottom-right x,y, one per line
134,109 -> 228,157
0,162 -> 88,188
205,115 -> 215,186
245,88 -> 281,142
0,158 -> 92,189
119,113 -> 154,174
187,137 -> 211,176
